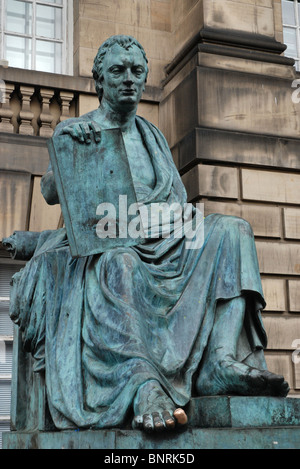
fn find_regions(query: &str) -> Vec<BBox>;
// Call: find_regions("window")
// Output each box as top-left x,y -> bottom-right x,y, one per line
0,0 -> 73,74
282,0 -> 300,71
0,260 -> 25,449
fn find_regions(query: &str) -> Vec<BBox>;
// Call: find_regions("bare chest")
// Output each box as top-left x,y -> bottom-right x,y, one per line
122,133 -> 156,189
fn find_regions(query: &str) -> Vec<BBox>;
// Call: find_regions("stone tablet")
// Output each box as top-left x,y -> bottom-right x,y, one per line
47,128 -> 145,257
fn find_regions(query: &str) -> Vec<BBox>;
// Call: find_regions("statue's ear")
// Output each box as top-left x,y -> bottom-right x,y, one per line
97,76 -> 104,94
143,75 -> 147,91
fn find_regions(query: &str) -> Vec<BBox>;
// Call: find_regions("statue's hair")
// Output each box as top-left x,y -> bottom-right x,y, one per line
92,35 -> 149,102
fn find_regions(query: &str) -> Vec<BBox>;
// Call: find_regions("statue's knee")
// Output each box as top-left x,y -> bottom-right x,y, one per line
110,249 -> 139,271
224,216 -> 253,236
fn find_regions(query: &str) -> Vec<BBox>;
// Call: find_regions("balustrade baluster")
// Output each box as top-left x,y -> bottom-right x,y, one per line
19,86 -> 35,135
59,91 -> 74,122
0,82 -> 14,133
39,88 -> 55,138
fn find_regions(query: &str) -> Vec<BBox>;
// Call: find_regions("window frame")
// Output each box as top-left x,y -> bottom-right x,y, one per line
0,258 -> 26,449
0,0 -> 73,75
282,0 -> 300,71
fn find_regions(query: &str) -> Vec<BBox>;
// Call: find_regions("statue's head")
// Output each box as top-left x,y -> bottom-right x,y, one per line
92,35 -> 149,103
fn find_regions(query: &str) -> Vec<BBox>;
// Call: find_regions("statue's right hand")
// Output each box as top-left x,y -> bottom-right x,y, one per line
59,121 -> 101,144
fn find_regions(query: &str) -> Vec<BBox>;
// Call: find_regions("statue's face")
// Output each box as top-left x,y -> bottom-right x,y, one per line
100,43 -> 147,111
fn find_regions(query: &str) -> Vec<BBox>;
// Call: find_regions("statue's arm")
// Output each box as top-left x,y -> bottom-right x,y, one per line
41,164 -> 59,205
40,120 -> 67,206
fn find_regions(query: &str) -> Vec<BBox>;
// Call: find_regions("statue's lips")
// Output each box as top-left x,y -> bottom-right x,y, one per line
121,89 -> 136,95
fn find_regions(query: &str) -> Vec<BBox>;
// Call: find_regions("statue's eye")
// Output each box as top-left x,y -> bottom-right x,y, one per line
133,66 -> 144,77
110,66 -> 124,75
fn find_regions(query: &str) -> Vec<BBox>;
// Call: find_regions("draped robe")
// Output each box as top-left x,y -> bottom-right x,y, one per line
9,114 -> 268,430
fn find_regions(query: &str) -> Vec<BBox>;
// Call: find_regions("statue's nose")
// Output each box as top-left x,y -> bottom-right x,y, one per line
124,69 -> 134,84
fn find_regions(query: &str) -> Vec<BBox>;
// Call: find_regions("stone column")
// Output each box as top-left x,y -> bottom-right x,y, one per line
0,82 -> 14,133
59,91 -> 74,122
19,86 -> 35,135
39,88 -> 55,138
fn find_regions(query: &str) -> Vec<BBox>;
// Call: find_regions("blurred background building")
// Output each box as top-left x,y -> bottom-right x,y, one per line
0,0 -> 299,447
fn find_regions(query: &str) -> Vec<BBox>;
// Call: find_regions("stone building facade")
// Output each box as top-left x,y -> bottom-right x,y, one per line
0,0 -> 300,444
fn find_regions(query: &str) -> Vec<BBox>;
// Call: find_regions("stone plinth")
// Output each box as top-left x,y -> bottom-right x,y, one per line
3,396 -> 300,450
3,426 -> 300,450
186,395 -> 300,428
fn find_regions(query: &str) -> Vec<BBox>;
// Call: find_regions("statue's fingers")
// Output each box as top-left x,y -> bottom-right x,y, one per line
173,408 -> 188,426
80,122 -> 92,143
90,122 -> 102,143
61,125 -> 74,136
70,124 -> 85,142
61,124 -> 83,142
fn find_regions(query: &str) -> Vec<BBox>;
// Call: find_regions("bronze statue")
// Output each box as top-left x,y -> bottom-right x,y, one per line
4,35 -> 289,435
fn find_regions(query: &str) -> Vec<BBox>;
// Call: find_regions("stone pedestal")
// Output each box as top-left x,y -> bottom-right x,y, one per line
3,396 -> 300,449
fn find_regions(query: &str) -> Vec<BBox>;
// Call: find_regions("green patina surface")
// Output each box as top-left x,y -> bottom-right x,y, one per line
2,35 -> 293,441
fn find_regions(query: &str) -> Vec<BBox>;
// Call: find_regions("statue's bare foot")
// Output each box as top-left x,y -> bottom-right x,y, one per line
196,358 -> 290,397
132,380 -> 188,433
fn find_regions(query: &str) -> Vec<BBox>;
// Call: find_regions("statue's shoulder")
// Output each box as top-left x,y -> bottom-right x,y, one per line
136,115 -> 158,131
136,115 -> 166,140
136,115 -> 169,147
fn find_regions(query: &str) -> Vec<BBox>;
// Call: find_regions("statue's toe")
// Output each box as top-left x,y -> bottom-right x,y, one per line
173,408 -> 188,426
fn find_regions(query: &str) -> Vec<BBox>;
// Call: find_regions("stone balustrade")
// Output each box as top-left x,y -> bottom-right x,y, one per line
0,81 -> 76,137
0,66 -> 102,137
